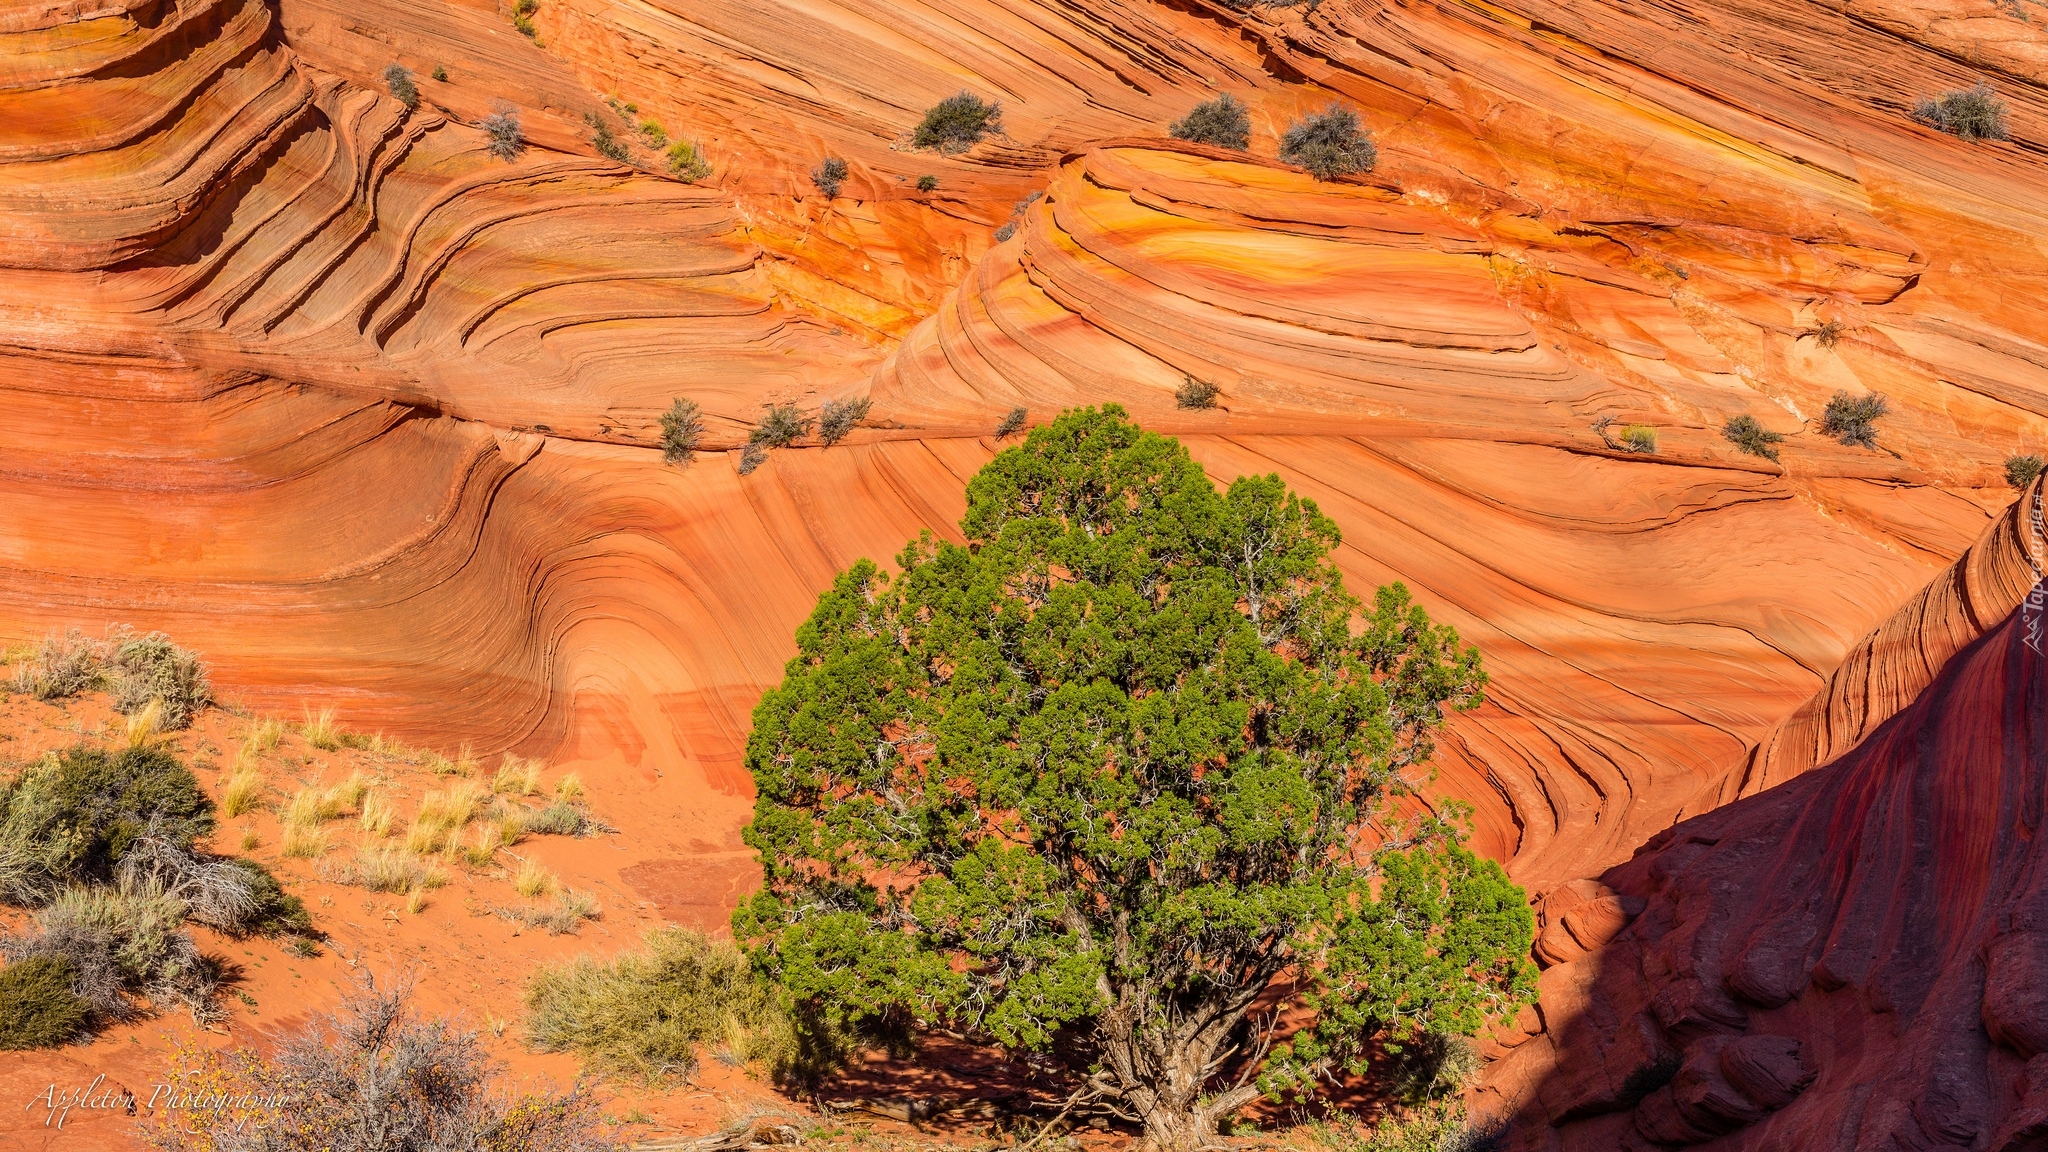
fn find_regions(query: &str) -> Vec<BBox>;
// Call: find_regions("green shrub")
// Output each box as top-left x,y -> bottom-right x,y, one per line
913,92 -> 1000,152
431,65 -> 448,82
1280,105 -> 1376,180
1723,415 -> 1784,461
1170,94 -> 1251,150
0,743 -> 214,898
115,828 -> 308,939
750,403 -> 812,449
667,140 -> 711,181
512,0 -> 539,37
659,398 -> 704,465
1821,391 -> 1888,448
105,629 -> 212,729
1175,375 -> 1221,409
916,174 -> 938,192
524,926 -> 817,1084
817,397 -> 871,446
1912,83 -> 2009,141
0,956 -> 92,1049
1620,424 -> 1657,453
810,157 -> 848,198
483,103 -> 523,161
2007,454 -> 2045,490
639,120 -> 668,148
383,64 -> 419,111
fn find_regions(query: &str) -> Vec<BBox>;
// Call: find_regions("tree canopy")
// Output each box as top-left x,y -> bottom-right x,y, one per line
735,406 -> 1534,1148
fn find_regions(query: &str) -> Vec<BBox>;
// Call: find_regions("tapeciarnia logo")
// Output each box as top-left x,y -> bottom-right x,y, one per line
2025,484 -> 2046,656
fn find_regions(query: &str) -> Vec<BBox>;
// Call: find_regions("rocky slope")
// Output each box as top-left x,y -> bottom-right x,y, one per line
1483,481 -> 2048,1148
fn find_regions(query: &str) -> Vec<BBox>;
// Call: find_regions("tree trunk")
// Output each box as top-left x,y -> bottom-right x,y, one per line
1101,1002 -> 1264,1152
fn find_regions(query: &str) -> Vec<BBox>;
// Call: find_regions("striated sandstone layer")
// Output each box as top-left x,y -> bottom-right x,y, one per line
1481,511 -> 2048,1148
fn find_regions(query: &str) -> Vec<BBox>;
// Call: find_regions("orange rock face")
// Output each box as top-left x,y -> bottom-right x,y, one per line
3,0 -> 2048,1142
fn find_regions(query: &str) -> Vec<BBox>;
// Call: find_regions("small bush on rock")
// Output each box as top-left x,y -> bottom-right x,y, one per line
817,397 -> 871,446
1620,424 -> 1658,453
1175,374 -> 1221,409
994,406 -> 1028,438
2007,454 -> 2045,490
659,398 -> 704,465
1170,94 -> 1252,150
914,92 -> 1000,152
1912,83 -> 2010,141
916,174 -> 938,192
383,64 -> 419,111
667,140 -> 711,181
1723,415 -> 1784,461
750,403 -> 812,449
1821,391 -> 1888,448
483,103 -> 524,161
1281,105 -> 1377,180
810,157 -> 848,198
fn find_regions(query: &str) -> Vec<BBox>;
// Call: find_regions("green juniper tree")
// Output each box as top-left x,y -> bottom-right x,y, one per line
735,406 -> 1534,1150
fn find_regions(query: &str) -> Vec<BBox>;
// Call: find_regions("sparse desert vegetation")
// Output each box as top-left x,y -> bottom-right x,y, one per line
1912,83 -> 2010,140
383,63 -> 418,110
817,397 -> 871,446
913,92 -> 1001,152
1723,414 -> 1786,461
1170,93 -> 1252,149
482,102 -> 523,160
1175,374 -> 1222,409
1281,105 -> 1377,179
2008,454 -> 2045,490
659,397 -> 705,464
810,156 -> 849,198
1822,390 -> 1889,448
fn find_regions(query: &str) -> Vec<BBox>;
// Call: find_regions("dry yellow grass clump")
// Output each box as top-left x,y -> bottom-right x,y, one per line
513,858 -> 559,899
493,755 -> 541,796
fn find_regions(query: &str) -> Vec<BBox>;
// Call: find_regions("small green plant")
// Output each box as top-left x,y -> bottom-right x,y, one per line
587,114 -> 630,163
1912,83 -> 2010,141
666,140 -> 710,181
1175,374 -> 1221,409
1812,318 -> 1845,348
511,0 -> 538,37
913,91 -> 1001,152
0,956 -> 92,1049
1620,424 -> 1658,453
1723,414 -> 1784,461
817,397 -> 871,446
1822,391 -> 1888,448
750,403 -> 812,449
915,174 -> 938,192
482,103 -> 523,161
431,65 -> 448,82
659,398 -> 704,465
994,406 -> 1028,438
383,64 -> 419,111
2007,454 -> 2045,490
639,120 -> 668,148
523,926 -> 816,1083
1280,105 -> 1377,180
1170,93 -> 1251,150
810,157 -> 849,198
